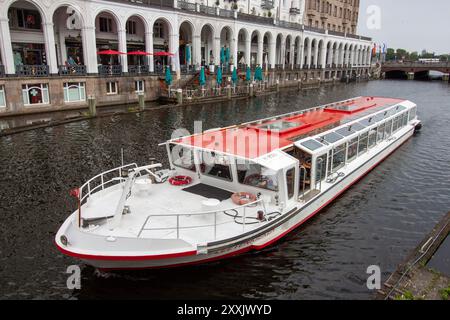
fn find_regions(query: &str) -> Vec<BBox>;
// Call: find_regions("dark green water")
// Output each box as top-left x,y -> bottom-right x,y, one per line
1,80 -> 449,299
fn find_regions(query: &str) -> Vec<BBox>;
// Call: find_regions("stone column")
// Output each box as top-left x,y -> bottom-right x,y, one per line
269,40 -> 276,69
306,42 -> 312,68
193,34 -> 201,67
257,37 -> 263,65
43,22 -> 59,75
280,39 -> 286,68
145,31 -> 154,72
170,33 -> 179,69
82,25 -> 98,74
289,42 -> 295,69
118,28 -> 128,73
0,17 -> 15,75
214,36 -> 221,65
231,36 -> 238,68
298,41 -> 304,68
58,31 -> 68,65
320,45 -> 327,69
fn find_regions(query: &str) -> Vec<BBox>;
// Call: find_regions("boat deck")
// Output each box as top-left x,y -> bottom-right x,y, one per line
80,178 -> 273,245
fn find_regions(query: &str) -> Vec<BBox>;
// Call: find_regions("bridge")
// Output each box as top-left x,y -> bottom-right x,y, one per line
381,62 -> 450,81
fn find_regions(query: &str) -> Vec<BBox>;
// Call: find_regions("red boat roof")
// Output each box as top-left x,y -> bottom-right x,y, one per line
175,97 -> 404,159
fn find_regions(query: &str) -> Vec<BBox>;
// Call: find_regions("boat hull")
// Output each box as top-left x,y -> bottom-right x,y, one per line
56,126 -> 415,270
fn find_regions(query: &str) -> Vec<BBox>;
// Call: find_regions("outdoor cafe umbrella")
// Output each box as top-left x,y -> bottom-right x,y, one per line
255,65 -> 263,81
185,45 -> 191,65
245,66 -> 251,82
165,66 -> 172,86
216,66 -> 222,86
220,47 -> 225,65
231,67 -> 238,85
199,66 -> 206,87
97,49 -> 125,64
225,47 -> 230,64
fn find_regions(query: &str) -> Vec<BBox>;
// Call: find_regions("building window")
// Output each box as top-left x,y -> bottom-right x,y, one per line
22,84 -> 49,105
126,20 -> 137,35
99,17 -> 113,33
9,8 -> 42,30
153,22 -> 164,39
135,80 -> 144,93
64,82 -> 86,103
106,82 -> 118,95
0,86 -> 5,108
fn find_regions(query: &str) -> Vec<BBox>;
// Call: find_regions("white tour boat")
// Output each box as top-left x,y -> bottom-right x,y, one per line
55,96 -> 421,270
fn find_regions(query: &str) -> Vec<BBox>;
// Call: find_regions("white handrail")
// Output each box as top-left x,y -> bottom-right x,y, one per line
137,198 -> 265,239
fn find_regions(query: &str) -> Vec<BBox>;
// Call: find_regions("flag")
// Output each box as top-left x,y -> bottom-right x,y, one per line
372,43 -> 377,57
70,188 -> 80,199
382,43 -> 387,54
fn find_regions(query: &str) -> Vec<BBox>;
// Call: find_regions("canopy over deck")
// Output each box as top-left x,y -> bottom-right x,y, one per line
174,97 -> 404,159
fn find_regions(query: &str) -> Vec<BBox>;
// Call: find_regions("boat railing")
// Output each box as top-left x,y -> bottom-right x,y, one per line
137,198 -> 266,240
79,163 -> 138,206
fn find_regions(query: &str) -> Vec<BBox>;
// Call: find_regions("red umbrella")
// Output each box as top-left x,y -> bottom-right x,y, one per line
153,51 -> 174,56
97,49 -> 125,55
127,50 -> 151,56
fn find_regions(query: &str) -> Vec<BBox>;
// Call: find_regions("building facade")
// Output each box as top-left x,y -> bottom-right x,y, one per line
304,0 -> 359,34
0,0 -> 372,115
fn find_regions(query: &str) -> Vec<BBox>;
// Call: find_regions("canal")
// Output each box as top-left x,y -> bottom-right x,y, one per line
1,80 -> 449,299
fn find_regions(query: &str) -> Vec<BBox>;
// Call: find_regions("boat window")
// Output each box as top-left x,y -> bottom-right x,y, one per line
385,119 -> 393,138
347,137 -> 358,162
170,144 -> 196,172
332,143 -> 346,172
301,139 -> 323,151
315,153 -> 327,183
402,112 -> 408,127
321,132 -> 344,144
408,107 -> 417,121
200,151 -> 233,181
336,126 -> 356,137
377,122 -> 385,142
348,122 -> 366,132
393,115 -> 401,132
368,128 -> 377,149
359,118 -> 375,127
358,131 -> 369,155
286,168 -> 295,199
373,113 -> 384,123
236,161 -> 279,191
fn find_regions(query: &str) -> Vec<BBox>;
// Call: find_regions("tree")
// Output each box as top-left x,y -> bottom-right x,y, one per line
396,48 -> 409,61
385,48 -> 396,61
409,51 -> 419,61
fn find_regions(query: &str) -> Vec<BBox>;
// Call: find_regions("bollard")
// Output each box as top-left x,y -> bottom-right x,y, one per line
88,96 -> 96,117
176,89 -> 183,105
297,79 -> 301,91
138,92 -> 145,110
276,80 -> 280,92
249,83 -> 254,97
227,85 -> 232,100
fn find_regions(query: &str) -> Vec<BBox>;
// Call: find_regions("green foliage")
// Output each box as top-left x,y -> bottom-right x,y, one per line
394,290 -> 415,300
440,286 -> 450,300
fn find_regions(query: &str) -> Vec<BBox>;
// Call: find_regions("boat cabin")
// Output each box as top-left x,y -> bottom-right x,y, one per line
166,97 -> 417,207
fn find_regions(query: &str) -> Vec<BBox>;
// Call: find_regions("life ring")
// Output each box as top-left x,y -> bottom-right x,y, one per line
231,192 -> 257,206
169,175 -> 192,186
